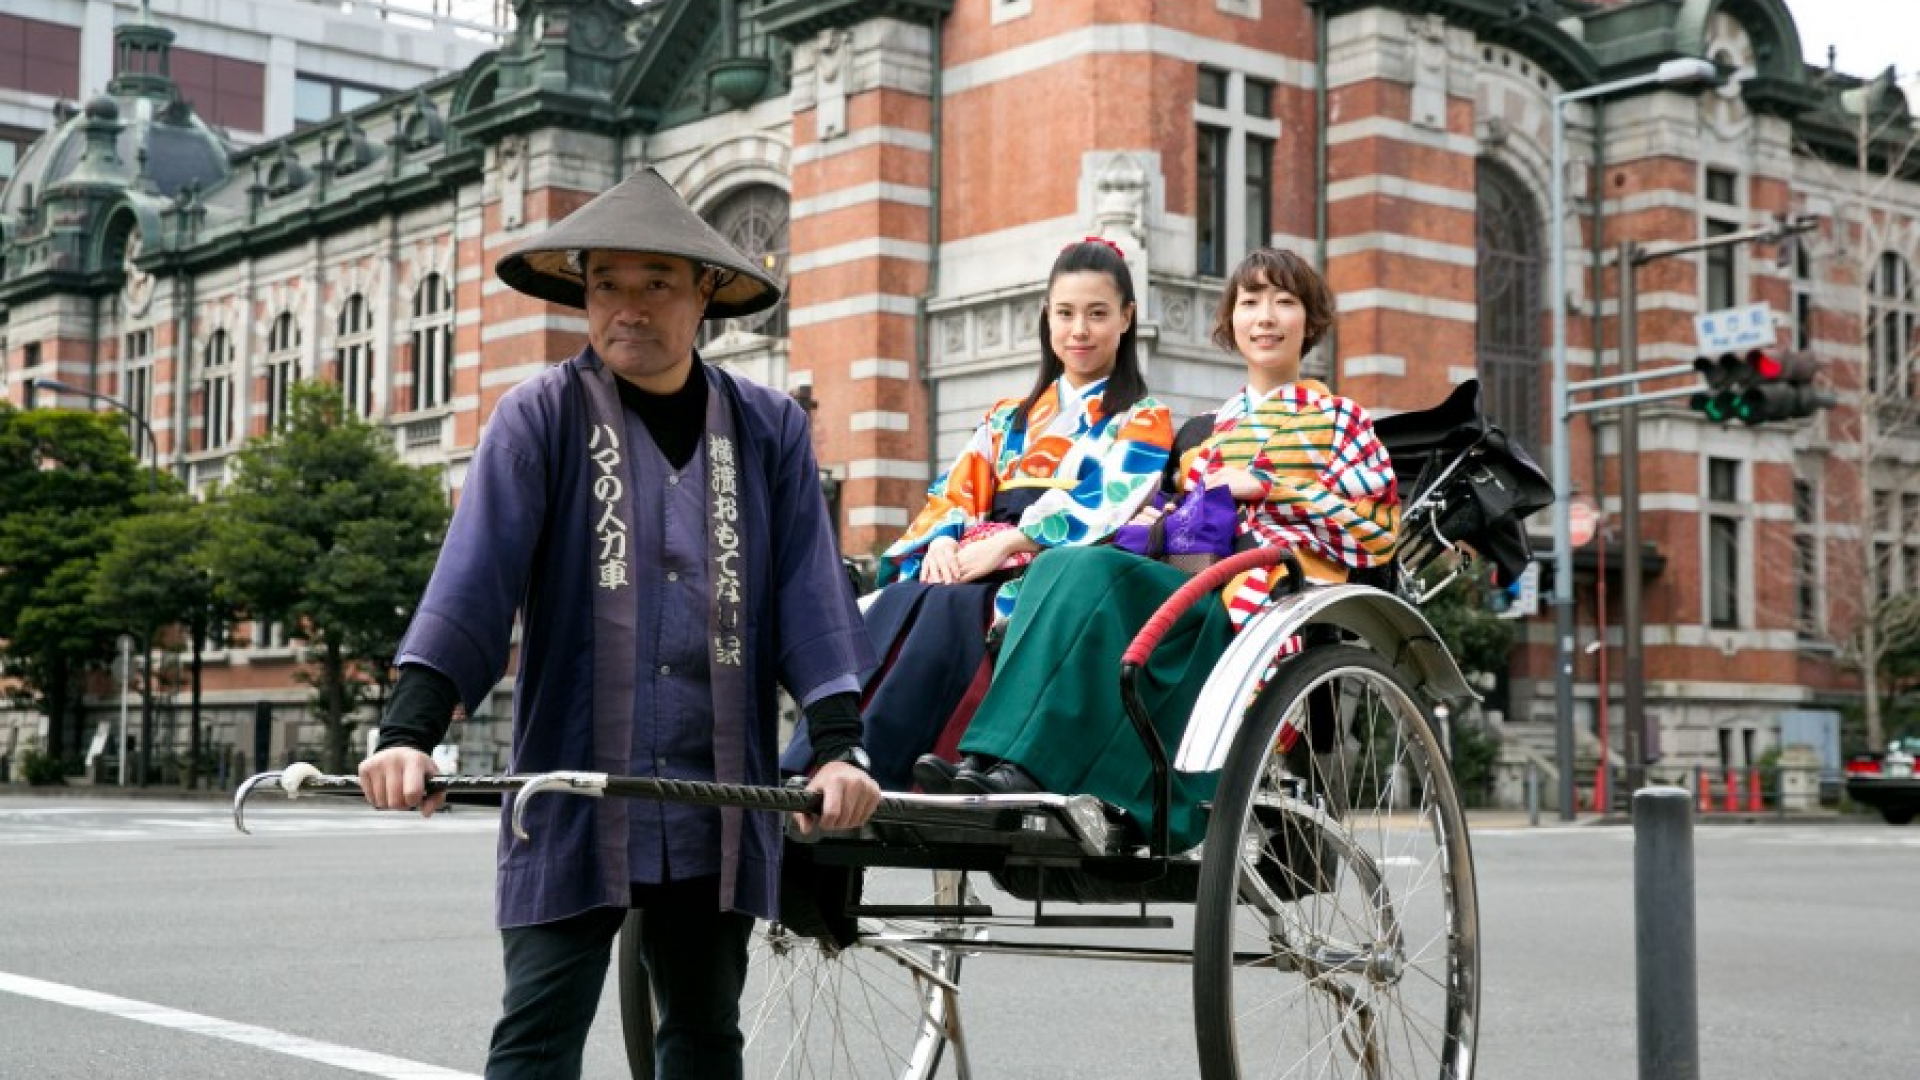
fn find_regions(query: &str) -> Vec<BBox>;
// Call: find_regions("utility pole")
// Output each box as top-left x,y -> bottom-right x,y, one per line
1604,217 -> 1817,792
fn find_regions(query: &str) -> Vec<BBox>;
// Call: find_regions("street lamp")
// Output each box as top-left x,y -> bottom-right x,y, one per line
28,377 -> 160,495
1549,57 -> 1718,820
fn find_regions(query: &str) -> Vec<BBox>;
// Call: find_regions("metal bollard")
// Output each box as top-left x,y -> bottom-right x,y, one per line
1634,786 -> 1699,1080
1526,759 -> 1539,827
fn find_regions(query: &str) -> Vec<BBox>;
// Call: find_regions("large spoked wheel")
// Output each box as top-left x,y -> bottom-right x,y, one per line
1192,644 -> 1479,1080
621,868 -> 977,1080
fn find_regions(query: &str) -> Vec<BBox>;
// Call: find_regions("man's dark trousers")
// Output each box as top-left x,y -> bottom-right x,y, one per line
484,876 -> 754,1080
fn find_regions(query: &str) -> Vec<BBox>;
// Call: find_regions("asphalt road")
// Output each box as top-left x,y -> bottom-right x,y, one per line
0,795 -> 1913,1079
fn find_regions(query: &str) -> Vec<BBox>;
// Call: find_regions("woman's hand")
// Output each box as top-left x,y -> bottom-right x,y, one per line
918,535 -> 963,583
953,528 -> 1039,582
1129,503 -> 1165,527
1206,467 -> 1267,500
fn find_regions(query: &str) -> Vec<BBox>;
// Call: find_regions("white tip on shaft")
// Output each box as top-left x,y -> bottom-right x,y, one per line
279,762 -> 323,798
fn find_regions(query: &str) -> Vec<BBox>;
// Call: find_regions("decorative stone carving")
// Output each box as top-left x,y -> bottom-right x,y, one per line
499,133 -> 527,229
1093,155 -> 1148,247
978,305 -> 1004,350
815,29 -> 851,141
1412,14 -> 1448,132
1013,298 -> 1040,344
1165,293 -> 1191,337
122,228 -> 154,317
941,314 -> 967,357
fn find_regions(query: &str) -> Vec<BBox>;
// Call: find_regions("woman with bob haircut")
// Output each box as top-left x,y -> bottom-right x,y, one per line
933,247 -> 1399,852
784,237 -> 1174,793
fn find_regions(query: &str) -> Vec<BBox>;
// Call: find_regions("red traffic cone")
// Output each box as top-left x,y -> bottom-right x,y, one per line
1724,768 -> 1741,814
1747,767 -> 1764,812
1697,769 -> 1713,813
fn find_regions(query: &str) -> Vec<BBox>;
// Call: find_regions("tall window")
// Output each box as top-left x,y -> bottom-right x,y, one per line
1791,242 -> 1813,351
1883,489 -> 1920,601
123,328 -> 154,462
336,293 -> 375,418
410,273 -> 454,411
1475,160 -> 1544,453
1905,493 -> 1920,598
1869,252 -> 1915,399
698,185 -> 791,346
1197,123 -> 1227,276
200,329 -> 234,451
1792,476 -> 1820,637
265,312 -> 300,431
1194,66 -> 1278,277
1703,169 -> 1740,312
1706,457 -> 1742,629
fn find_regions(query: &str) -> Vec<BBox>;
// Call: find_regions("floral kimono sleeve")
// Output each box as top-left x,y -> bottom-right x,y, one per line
1015,401 -> 1174,548
883,401 -> 1017,575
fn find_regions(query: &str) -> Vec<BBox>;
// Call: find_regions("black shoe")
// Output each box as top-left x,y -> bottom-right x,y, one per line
913,754 -> 993,794
951,761 -> 1043,797
911,754 -> 962,794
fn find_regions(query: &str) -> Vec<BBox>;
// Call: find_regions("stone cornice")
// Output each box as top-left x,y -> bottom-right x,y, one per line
1308,0 -> 1598,88
759,0 -> 955,43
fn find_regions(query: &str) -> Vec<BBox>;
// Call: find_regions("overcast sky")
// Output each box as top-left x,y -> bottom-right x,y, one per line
1786,0 -> 1917,82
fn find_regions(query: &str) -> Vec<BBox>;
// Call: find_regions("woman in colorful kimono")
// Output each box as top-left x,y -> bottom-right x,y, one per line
933,247 -> 1399,854
783,238 -> 1173,792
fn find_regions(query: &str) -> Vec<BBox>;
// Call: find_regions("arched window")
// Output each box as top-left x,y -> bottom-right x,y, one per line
1869,251 -> 1915,399
265,311 -> 300,431
201,329 -> 234,451
410,272 -> 454,411
698,184 -> 790,348
1475,160 -> 1544,452
122,327 -> 155,462
336,293 -> 375,418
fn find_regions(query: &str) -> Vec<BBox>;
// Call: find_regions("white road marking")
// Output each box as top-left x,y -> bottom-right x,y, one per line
0,971 -> 480,1080
0,806 -> 495,846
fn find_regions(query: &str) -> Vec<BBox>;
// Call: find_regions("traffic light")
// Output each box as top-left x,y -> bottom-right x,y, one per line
1689,352 -> 1753,423
1736,350 -> 1834,424
1690,349 -> 1832,425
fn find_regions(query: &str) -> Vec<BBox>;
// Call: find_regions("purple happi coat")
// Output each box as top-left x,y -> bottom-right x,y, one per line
397,349 -> 871,927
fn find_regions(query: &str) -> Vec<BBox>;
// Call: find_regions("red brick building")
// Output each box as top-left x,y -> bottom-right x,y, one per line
3,0 -> 1914,805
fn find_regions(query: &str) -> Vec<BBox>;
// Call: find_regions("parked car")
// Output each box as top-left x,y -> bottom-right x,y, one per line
1845,736 -> 1920,824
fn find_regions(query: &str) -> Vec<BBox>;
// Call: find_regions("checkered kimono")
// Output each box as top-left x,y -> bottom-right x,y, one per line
1181,380 -> 1400,627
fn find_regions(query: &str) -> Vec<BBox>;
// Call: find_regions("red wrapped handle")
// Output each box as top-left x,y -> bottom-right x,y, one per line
1120,547 -> 1302,667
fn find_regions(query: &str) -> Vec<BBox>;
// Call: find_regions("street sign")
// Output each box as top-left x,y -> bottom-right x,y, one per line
1568,497 -> 1599,548
1694,303 -> 1777,354
1499,561 -> 1541,620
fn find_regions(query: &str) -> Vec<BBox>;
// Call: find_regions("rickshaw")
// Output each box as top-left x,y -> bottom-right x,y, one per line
236,379 -> 1551,1080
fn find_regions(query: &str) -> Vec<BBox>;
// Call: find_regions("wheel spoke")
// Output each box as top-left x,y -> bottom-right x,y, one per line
1195,645 -> 1478,1080
623,870 -> 969,1080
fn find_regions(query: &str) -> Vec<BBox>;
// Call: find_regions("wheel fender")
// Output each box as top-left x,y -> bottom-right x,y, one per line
1173,584 -> 1476,773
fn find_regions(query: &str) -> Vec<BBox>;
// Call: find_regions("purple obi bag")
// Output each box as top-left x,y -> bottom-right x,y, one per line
1114,482 -> 1239,573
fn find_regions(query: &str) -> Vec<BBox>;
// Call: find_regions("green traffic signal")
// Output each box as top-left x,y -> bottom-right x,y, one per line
1690,353 -> 1751,422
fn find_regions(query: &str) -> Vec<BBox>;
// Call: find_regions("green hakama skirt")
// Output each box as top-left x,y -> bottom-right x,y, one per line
959,545 -> 1234,851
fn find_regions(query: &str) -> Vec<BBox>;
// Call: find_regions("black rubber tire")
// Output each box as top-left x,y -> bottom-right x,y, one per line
1192,644 -> 1479,1080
